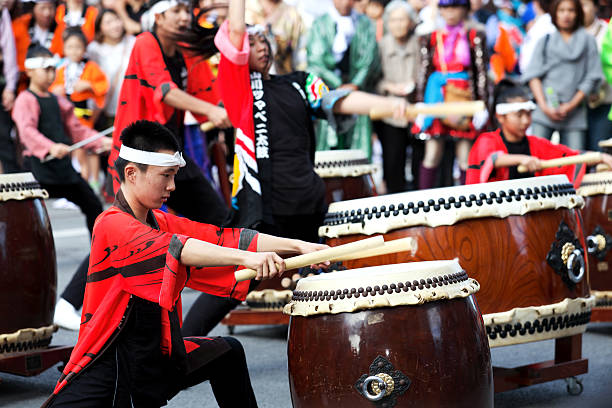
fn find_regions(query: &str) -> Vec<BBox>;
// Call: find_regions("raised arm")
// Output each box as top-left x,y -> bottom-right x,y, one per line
228,0 -> 246,50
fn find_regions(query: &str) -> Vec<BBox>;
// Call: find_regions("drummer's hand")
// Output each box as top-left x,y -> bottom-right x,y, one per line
600,153 -> 612,170
295,241 -> 331,269
207,105 -> 232,129
96,136 -> 113,153
245,251 -> 286,280
390,97 -> 407,120
518,155 -> 541,173
49,143 -> 71,159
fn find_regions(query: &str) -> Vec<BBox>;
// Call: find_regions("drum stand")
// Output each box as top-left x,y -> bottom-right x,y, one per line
221,307 -> 289,334
493,334 -> 587,395
0,345 -> 73,377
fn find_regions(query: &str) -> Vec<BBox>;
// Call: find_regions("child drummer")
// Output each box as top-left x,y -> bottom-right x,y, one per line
466,79 -> 612,184
43,120 -> 327,407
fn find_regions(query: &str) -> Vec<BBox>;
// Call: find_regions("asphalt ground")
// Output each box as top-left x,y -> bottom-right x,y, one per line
1,200 -> 611,407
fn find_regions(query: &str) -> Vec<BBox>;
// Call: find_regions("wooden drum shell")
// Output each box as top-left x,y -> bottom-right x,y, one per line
0,198 -> 56,335
323,175 -> 376,205
326,209 -> 589,316
581,194 -> 612,292
288,296 -> 493,407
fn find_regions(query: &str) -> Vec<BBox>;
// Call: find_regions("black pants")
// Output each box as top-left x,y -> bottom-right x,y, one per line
42,178 -> 103,235
166,172 -> 228,225
47,337 -> 257,408
377,122 -> 424,193
61,255 -> 89,310
182,212 -> 325,337
0,107 -> 21,173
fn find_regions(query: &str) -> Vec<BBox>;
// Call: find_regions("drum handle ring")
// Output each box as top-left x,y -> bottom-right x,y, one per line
566,249 -> 585,283
586,234 -> 606,254
362,373 -> 394,401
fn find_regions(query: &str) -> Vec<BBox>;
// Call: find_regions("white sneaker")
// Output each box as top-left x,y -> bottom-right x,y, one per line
53,298 -> 82,331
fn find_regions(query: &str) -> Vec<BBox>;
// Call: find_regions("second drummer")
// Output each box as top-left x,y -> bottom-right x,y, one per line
466,79 -> 612,184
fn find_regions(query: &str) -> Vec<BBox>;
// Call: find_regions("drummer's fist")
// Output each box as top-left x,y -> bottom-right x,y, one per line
296,241 -> 331,269
600,153 -> 612,171
246,251 -> 286,281
49,143 -> 70,159
518,155 -> 542,173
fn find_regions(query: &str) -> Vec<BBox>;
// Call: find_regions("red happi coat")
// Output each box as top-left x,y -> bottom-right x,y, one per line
108,32 -> 221,192
466,129 -> 585,186
47,191 -> 255,398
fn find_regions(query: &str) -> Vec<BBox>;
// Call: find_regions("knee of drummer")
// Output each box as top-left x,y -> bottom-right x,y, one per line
222,336 -> 247,365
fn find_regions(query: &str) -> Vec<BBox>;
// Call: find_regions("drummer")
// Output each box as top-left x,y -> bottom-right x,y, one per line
43,120 -> 327,407
466,79 -> 612,185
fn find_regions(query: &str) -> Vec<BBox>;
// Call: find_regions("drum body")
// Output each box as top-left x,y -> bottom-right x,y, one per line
578,172 -> 612,308
286,261 -> 493,408
0,173 -> 56,353
314,150 -> 377,204
320,176 -> 594,347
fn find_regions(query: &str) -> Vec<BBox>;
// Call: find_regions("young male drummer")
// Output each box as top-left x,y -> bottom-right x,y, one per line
466,79 -> 612,184
43,120 -> 327,407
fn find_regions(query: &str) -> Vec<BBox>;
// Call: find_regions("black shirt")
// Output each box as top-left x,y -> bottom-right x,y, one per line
260,72 -> 326,216
501,131 -> 535,179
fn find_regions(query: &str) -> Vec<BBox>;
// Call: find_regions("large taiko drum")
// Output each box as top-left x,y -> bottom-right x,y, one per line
285,260 -> 493,407
319,175 -> 594,348
314,150 -> 377,204
0,173 -> 57,354
578,172 -> 612,309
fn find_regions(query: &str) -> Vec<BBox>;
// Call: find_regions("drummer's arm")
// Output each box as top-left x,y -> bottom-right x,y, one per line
495,154 -> 542,172
227,0 -> 246,49
597,152 -> 612,169
333,91 -> 406,120
256,233 -> 329,257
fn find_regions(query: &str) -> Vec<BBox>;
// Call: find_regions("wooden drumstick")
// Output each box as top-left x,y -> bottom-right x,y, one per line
369,101 -> 486,120
200,121 -> 215,132
234,236 -> 385,282
517,152 -> 603,173
333,237 -> 417,261
596,163 -> 611,172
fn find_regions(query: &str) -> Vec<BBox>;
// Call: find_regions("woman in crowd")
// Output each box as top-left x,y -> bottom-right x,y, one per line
375,0 -> 423,192
581,0 -> 612,150
523,0 -> 603,150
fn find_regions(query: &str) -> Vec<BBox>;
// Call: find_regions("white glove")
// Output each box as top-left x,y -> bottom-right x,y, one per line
472,109 -> 489,130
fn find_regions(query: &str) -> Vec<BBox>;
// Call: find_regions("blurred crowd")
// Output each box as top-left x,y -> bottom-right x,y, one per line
1,0 -> 612,197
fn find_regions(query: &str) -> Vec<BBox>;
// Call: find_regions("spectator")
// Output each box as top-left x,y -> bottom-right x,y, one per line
307,0 -> 380,158
365,0 -> 387,41
519,0 -> 555,72
12,0 -> 62,87
113,0 -> 146,35
523,0 -> 603,150
376,0 -> 423,192
54,0 -> 99,50
471,0 -> 494,23
245,0 -> 306,73
412,0 -> 490,189
0,0 -> 20,173
486,0 -> 524,82
51,27 -> 109,189
87,8 -> 136,129
582,0 -> 612,150
602,20 -> 612,124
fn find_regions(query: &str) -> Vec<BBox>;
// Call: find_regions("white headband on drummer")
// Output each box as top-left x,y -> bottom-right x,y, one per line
140,0 -> 189,31
24,56 -> 59,69
495,101 -> 537,115
119,145 -> 186,167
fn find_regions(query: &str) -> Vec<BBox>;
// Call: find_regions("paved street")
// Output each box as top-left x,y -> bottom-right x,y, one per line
1,200 -> 611,407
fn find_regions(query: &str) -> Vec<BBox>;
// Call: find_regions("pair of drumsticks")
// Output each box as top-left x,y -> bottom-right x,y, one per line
201,101 -> 487,133
235,236 -> 416,282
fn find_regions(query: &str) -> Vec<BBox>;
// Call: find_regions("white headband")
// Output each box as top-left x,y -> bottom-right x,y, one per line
247,25 -> 266,36
140,0 -> 189,31
24,56 -> 59,69
496,101 -> 537,115
119,145 -> 186,167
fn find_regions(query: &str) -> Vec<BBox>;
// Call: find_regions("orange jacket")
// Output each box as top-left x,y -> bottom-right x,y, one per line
54,5 -> 98,51
50,60 -> 109,127
12,14 -> 63,72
